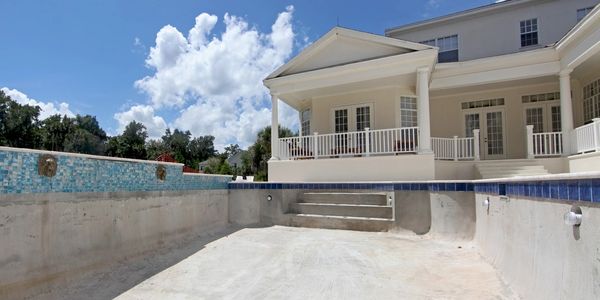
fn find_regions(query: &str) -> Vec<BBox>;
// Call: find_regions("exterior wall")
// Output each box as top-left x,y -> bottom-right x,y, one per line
430,81 -> 565,159
569,151 -> 600,171
309,86 -> 414,135
0,147 -> 231,298
435,161 -> 478,180
387,0 -> 599,61
269,154 -> 435,182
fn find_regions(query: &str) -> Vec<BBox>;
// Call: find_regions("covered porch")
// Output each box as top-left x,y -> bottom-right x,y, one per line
263,14 -> 600,181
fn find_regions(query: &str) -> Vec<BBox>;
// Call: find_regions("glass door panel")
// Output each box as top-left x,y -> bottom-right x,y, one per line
486,111 -> 505,158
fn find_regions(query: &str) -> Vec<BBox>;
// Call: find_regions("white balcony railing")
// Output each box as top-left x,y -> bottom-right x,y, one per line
431,129 -> 479,161
573,118 -> 600,154
525,125 -> 563,158
278,127 -> 418,160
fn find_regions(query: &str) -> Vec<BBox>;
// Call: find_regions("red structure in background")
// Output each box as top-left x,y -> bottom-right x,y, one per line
155,153 -> 201,173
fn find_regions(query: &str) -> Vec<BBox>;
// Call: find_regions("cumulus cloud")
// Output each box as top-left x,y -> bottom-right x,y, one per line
124,6 -> 299,149
114,104 -> 167,138
1,87 -> 75,119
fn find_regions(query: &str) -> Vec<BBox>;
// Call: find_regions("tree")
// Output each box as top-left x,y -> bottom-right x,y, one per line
189,135 -> 216,166
62,115 -> 107,155
146,139 -> 169,160
40,115 -> 75,151
0,90 -> 42,149
242,126 -> 295,181
224,144 -> 241,157
106,121 -> 148,159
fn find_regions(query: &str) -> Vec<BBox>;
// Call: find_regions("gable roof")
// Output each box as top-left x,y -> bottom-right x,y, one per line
266,27 -> 434,80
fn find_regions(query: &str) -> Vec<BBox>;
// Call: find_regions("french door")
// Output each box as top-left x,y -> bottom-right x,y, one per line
523,101 -> 561,133
332,104 -> 372,152
464,109 -> 506,160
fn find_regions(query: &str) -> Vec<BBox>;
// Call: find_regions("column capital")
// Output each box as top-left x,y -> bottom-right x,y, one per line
417,66 -> 431,74
559,69 -> 573,78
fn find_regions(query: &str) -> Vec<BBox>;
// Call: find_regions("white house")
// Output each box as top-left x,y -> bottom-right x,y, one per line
264,0 -> 600,182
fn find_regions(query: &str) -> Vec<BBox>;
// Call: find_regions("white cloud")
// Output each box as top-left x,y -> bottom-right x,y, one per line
130,6 -> 299,149
1,87 -> 75,119
114,104 -> 167,138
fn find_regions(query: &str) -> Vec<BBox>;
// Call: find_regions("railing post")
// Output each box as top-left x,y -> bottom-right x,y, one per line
473,129 -> 480,161
364,128 -> 370,157
593,118 -> 600,152
313,132 -> 318,159
526,125 -> 534,159
453,135 -> 458,161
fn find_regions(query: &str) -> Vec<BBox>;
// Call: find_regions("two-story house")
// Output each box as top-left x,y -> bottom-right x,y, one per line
264,0 -> 600,182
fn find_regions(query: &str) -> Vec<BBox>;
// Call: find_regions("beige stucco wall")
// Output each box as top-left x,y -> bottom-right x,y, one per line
269,154 -> 435,182
569,151 -> 600,172
430,80 -> 587,159
309,86 -> 415,135
387,0 -> 600,61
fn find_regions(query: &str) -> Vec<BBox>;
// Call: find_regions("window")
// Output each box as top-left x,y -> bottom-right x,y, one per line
355,106 -> 371,131
334,109 -> 348,133
521,92 -> 560,103
577,7 -> 594,22
583,78 -> 600,122
520,18 -> 538,47
399,96 -> 417,127
461,98 -> 504,110
300,109 -> 311,136
420,35 -> 458,62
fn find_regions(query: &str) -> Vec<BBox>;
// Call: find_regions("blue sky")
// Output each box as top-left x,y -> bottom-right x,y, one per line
0,0 -> 497,148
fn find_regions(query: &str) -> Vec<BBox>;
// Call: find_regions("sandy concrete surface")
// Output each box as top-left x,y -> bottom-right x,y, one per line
110,226 -> 515,300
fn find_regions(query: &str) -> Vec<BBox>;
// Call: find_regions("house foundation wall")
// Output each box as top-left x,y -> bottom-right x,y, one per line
268,154 -> 435,182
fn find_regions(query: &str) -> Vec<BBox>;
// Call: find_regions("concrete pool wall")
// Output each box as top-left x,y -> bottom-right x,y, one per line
2,146 -> 600,299
229,178 -> 600,299
0,147 -> 231,298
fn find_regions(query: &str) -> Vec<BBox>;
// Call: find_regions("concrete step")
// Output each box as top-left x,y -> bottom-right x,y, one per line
301,192 -> 388,206
289,214 -> 393,232
290,203 -> 393,219
476,161 -> 550,179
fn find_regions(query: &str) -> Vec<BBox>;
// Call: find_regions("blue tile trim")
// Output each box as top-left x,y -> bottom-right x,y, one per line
0,149 -> 229,194
228,178 -> 600,204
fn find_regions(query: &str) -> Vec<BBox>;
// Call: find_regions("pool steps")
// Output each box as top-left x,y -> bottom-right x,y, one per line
287,192 -> 393,232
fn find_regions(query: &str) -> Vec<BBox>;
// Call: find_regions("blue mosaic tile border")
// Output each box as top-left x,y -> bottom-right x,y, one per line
229,180 -> 600,203
228,182 -> 474,192
0,149 -> 230,194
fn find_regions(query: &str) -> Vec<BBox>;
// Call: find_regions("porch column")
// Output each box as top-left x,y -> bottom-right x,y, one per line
559,69 -> 574,156
270,94 -> 280,160
417,67 -> 432,154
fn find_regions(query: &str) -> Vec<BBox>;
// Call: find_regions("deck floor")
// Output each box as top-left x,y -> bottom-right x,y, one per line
112,226 -> 515,299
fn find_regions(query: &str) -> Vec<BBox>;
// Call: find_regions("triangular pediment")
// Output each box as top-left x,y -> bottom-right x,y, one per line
267,27 -> 434,79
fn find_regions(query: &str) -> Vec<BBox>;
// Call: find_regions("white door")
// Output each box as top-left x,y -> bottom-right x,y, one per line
523,101 -> 561,133
464,110 -> 506,160
331,104 -> 373,152
333,107 -> 349,150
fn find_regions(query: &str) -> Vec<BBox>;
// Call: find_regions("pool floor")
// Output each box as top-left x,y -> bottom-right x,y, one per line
109,226 -> 515,299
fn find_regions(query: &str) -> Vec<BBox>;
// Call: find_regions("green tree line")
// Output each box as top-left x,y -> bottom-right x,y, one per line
1,90 -> 295,180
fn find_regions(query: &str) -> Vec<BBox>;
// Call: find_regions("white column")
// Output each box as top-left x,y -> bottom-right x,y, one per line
559,70 -> 574,156
417,67 -> 432,154
270,94 -> 280,161
526,125 -> 534,159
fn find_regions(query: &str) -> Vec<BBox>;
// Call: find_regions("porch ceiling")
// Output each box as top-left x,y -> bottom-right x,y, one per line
277,73 -> 416,110
430,75 -> 557,98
